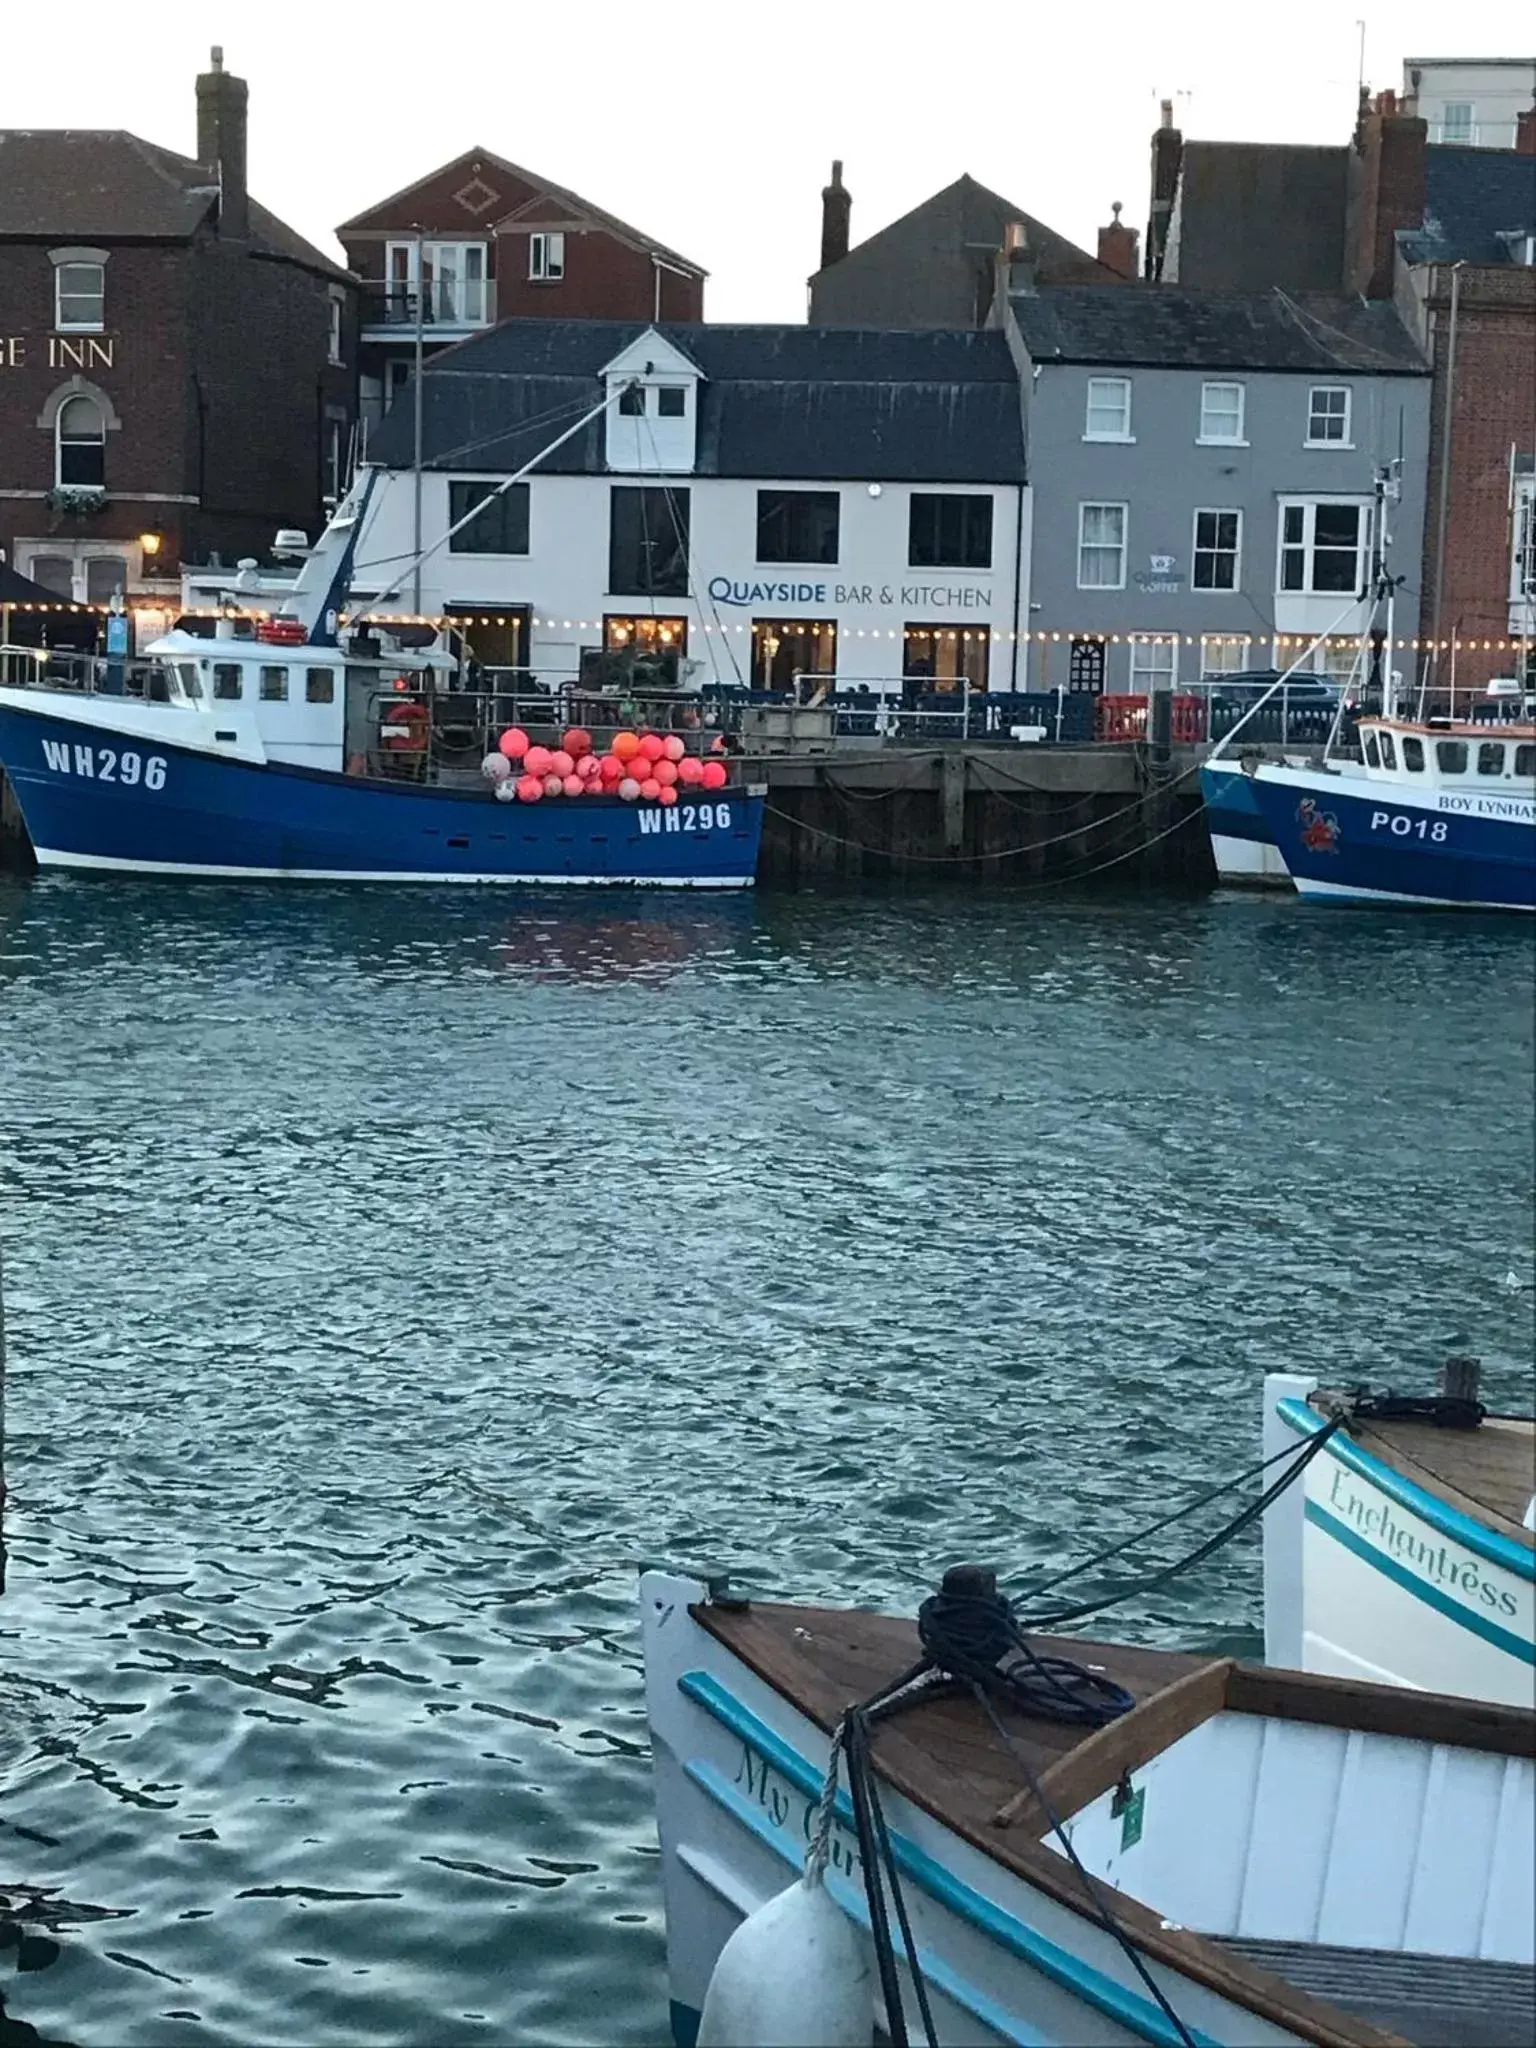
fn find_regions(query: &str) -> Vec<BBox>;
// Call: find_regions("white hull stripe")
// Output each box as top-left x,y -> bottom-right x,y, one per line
35,848 -> 753,889
1294,876 -> 1535,912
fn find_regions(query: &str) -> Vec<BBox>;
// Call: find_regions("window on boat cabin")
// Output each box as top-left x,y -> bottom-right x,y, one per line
448,481 -> 529,556
656,386 -> 687,418
757,490 -> 840,565
213,664 -> 242,700
1364,731 -> 1381,767
56,395 -> 105,488
1307,386 -> 1351,445
1077,502 -> 1126,589
1478,741 -> 1506,775
529,232 -> 565,282
752,619 -> 836,691
1436,739 -> 1469,773
608,485 -> 690,597
1191,509 -> 1241,590
84,555 -> 127,603
1200,636 -> 1250,677
259,665 -> 288,702
175,661 -> 203,700
1379,730 -> 1397,768
1084,377 -> 1132,441
1129,637 -> 1177,690
618,385 -> 647,416
52,255 -> 105,332
1515,743 -> 1536,776
909,494 -> 993,569
902,624 -> 989,692
1198,382 -> 1246,444
1279,500 -> 1368,594
1401,735 -> 1425,771
305,668 -> 336,703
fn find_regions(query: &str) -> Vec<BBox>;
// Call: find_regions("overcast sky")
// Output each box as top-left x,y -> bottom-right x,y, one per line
6,0 -> 1532,321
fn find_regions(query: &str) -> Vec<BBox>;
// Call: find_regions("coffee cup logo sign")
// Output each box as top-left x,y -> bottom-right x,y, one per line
0,337 -> 117,370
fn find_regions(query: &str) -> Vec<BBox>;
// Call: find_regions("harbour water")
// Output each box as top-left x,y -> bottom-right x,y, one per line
0,877 -> 1532,2047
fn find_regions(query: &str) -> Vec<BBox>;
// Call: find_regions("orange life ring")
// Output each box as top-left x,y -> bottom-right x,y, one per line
379,699 -> 430,752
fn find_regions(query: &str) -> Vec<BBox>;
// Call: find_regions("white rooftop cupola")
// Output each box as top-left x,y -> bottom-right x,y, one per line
602,328 -> 701,474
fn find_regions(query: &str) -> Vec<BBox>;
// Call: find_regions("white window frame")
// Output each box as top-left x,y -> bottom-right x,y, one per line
55,393 -> 107,490
1198,381 -> 1246,445
51,248 -> 107,333
529,231 -> 566,282
1128,637 -> 1178,691
1306,385 -> 1352,447
1276,497 -> 1372,597
1191,507 -> 1242,592
1200,636 -> 1250,678
1076,502 -> 1127,590
1083,376 -> 1133,443
384,240 -> 487,324
1439,101 -> 1474,143
327,290 -> 345,366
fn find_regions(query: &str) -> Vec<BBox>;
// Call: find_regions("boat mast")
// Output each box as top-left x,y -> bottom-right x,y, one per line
1368,461 -> 1401,719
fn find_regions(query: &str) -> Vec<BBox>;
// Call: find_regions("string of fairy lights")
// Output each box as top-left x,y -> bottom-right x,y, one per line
2,600 -> 1531,656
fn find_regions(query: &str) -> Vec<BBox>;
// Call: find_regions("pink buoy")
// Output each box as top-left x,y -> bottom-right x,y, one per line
524,744 -> 553,776
584,771 -> 608,793
499,726 -> 530,760
701,760 -> 728,790
652,758 -> 678,787
638,733 -> 666,763
657,785 -> 679,806
578,751 -> 602,777
515,773 -> 544,803
482,752 -> 512,783
550,749 -> 575,778
561,773 -> 584,796
599,754 -> 625,782
543,773 -> 564,798
562,727 -> 594,760
618,777 -> 642,801
640,776 -> 661,799
677,756 -> 704,786
662,735 -> 686,762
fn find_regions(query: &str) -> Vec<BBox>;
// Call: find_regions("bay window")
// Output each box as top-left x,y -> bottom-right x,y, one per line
1278,500 -> 1370,595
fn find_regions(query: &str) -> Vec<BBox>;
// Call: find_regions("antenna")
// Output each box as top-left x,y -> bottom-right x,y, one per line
1355,19 -> 1367,100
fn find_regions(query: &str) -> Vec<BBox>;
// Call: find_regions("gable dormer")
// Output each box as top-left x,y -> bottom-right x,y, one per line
602,328 -> 702,474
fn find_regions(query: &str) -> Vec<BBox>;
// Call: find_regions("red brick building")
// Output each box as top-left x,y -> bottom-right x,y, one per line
1147,90 -> 1536,691
0,50 -> 356,628
336,151 -> 706,426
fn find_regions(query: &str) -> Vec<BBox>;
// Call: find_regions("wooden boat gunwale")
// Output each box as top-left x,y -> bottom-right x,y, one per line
693,1593 -> 1536,2048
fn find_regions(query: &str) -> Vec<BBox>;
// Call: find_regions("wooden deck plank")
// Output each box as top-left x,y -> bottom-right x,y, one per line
1311,1397 -> 1536,1543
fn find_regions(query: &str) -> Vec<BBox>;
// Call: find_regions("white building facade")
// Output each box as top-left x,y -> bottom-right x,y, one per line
1402,57 -> 1536,148
352,321 -> 1031,695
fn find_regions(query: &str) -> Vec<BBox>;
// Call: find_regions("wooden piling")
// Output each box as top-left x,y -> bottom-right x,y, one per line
1440,1356 -> 1482,1404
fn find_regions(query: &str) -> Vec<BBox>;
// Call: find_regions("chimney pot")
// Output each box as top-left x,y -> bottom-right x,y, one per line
819,158 -> 852,271
1160,98 -> 1173,128
211,44 -> 223,69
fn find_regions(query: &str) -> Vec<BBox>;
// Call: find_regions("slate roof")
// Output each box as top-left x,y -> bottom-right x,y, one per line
1398,145 -> 1536,264
1164,144 -> 1348,292
366,320 -> 1026,482
336,146 -> 705,274
1010,286 -> 1427,375
0,131 -> 352,280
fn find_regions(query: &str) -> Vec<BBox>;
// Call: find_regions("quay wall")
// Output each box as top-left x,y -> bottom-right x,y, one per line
755,744 -> 1213,886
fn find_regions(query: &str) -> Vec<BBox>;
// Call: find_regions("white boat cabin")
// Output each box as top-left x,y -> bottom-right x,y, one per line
1356,717 -> 1536,794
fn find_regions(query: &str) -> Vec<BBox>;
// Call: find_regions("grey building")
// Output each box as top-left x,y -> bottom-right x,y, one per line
809,169 -> 1128,328
1003,285 -> 1432,692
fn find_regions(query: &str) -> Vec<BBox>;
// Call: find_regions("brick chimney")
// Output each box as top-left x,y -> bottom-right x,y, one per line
1517,104 -> 1536,155
819,160 -> 851,271
197,46 -> 249,240
1097,201 -> 1140,280
1346,86 -> 1426,298
1147,100 -> 1183,280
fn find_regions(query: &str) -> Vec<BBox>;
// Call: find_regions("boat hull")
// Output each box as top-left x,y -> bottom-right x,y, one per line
1245,764 -> 1535,910
1199,763 -> 1290,887
1264,1379 -> 1536,1708
0,698 -> 763,886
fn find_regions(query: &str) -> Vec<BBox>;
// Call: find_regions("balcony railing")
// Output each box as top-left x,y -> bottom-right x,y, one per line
360,279 -> 496,331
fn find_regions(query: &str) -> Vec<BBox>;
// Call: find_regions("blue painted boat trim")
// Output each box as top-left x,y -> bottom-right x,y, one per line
1276,1396 -> 1536,1580
677,1669 -> 1221,2048
1300,1500 -> 1535,1664
686,1756 -> 1053,2046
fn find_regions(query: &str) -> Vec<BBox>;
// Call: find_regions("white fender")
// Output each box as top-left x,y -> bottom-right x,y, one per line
697,1874 -> 873,2048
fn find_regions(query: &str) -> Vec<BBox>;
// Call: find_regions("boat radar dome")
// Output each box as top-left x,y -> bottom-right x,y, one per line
272,529 -> 310,558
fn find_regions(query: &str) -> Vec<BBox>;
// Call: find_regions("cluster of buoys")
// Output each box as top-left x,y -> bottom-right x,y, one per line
481,727 -> 729,805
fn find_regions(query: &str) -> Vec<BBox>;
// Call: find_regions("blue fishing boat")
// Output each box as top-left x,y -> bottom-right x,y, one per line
0,473 -> 763,888
1246,716 -> 1535,909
